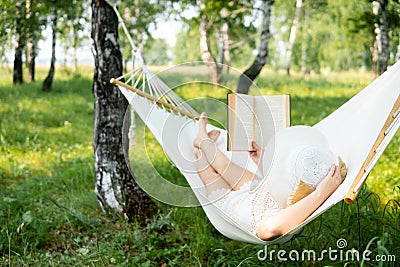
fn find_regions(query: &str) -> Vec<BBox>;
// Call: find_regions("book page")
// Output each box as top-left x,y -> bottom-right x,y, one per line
254,95 -> 290,148
228,94 -> 255,151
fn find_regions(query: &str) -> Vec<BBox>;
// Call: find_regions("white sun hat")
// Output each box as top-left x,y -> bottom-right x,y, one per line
261,126 -> 339,208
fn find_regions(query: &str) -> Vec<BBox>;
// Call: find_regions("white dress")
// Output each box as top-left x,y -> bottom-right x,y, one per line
208,145 -> 337,235
208,180 -> 281,235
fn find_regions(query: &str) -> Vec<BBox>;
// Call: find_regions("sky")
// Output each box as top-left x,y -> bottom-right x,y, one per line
26,4 -> 198,67
30,19 -> 182,66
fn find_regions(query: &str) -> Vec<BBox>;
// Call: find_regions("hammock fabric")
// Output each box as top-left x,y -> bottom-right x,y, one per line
112,60 -> 400,244
105,0 -> 399,245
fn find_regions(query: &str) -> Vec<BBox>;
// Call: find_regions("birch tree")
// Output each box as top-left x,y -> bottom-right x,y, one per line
199,13 -> 222,84
59,0 -> 88,74
194,0 -> 254,83
397,1 -> 400,61
377,0 -> 389,74
26,0 -> 35,82
24,0 -> 46,83
13,0 -> 24,85
221,22 -> 231,68
42,0 -> 57,92
237,0 -> 273,94
91,0 -> 155,220
285,0 -> 302,76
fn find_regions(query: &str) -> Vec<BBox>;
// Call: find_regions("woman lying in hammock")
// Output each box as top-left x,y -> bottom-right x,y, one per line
193,112 -> 345,241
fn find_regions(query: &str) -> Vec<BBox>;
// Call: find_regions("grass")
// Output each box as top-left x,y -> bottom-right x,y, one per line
0,65 -> 399,266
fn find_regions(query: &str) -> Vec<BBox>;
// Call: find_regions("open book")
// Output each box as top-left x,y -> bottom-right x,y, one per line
227,93 -> 291,151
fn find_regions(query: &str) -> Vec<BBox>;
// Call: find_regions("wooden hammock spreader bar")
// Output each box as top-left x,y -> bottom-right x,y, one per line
110,78 -> 199,120
344,95 -> 400,204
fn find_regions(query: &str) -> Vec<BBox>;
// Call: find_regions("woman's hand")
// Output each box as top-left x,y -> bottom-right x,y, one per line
249,141 -> 263,165
257,164 -> 343,241
315,165 -> 343,198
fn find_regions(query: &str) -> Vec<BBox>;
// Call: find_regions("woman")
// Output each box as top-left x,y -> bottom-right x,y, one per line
193,112 -> 344,241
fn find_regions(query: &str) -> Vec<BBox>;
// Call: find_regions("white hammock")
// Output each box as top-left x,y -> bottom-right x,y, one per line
112,60 -> 400,244
105,0 -> 399,244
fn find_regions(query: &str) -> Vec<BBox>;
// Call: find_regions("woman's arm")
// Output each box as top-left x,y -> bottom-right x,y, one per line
257,164 -> 343,241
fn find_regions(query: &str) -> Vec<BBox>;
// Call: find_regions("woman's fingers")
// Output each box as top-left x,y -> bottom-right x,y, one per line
329,165 -> 336,176
334,165 -> 340,177
316,164 -> 343,198
329,165 -> 342,189
252,141 -> 261,151
328,165 -> 341,179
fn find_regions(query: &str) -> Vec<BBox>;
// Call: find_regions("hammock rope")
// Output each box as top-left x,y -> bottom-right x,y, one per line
104,0 -> 199,119
110,77 -> 199,119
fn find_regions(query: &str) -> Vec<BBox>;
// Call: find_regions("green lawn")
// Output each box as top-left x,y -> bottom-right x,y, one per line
0,66 -> 398,266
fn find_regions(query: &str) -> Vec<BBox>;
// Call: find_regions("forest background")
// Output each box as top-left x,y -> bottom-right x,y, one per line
2,0 -> 400,76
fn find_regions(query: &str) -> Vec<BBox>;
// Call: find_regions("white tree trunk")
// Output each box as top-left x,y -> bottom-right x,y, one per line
42,1 -> 57,92
71,23 -> 78,74
200,15 -> 221,84
372,0 -> 389,75
301,5 -> 310,75
217,30 -> 224,65
378,0 -> 389,74
91,0 -> 154,221
285,0 -> 302,76
222,22 -> 231,73
13,0 -> 24,84
397,3 -> 400,62
26,0 -> 35,82
237,0 -> 273,94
